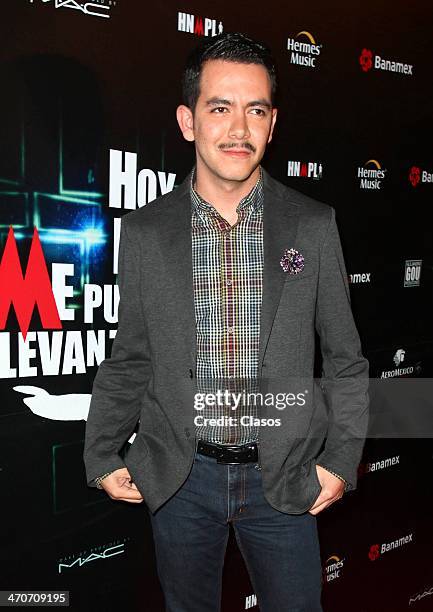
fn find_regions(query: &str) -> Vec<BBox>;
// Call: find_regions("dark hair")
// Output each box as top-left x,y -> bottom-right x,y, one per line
182,32 -> 278,112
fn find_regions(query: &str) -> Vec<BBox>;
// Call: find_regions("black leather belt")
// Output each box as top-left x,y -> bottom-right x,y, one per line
197,440 -> 258,464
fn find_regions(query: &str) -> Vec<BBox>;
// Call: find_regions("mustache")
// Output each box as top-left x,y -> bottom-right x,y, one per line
218,142 -> 256,153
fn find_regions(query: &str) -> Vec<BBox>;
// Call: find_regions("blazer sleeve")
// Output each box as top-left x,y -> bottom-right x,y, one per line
83,215 -> 152,487
314,207 -> 370,491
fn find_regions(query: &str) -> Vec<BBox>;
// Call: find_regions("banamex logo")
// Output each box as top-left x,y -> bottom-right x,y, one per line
359,48 -> 373,72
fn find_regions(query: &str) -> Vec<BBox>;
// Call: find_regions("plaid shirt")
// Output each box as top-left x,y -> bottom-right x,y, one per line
191,168 -> 264,445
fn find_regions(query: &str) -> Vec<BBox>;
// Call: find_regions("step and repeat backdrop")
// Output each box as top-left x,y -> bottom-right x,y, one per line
1,1 -> 433,611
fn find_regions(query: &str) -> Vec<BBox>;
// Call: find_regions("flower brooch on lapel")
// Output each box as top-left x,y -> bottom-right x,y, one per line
280,248 -> 305,275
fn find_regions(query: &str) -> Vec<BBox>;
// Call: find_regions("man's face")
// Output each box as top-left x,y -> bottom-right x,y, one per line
177,59 -> 277,184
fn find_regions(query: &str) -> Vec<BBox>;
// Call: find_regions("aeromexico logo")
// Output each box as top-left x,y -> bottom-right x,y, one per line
28,0 -> 115,19
177,11 -> 223,36
380,349 -> 420,378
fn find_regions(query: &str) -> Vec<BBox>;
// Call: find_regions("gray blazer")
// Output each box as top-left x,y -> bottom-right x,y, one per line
83,168 -> 369,515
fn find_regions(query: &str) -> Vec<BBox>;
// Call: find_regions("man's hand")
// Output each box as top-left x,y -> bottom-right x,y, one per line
99,467 -> 144,503
308,465 -> 345,515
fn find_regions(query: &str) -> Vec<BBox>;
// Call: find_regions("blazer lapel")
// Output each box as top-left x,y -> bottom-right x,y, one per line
158,172 -> 197,366
258,170 -> 301,372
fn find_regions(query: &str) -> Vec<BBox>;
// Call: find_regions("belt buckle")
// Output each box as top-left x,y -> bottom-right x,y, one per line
216,445 -> 246,465
217,457 -> 243,465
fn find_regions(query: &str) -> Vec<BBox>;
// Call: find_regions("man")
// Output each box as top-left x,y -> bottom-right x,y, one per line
84,32 -> 369,612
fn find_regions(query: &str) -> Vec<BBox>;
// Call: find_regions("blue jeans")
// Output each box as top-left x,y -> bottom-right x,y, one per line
148,451 -> 323,612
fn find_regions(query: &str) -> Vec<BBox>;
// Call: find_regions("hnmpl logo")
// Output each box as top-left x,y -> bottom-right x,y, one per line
245,594 -> 257,609
177,11 -> 223,36
287,160 -> 322,179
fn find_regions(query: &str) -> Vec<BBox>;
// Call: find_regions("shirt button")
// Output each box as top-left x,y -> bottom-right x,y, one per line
226,279 -> 232,286
227,326 -> 234,334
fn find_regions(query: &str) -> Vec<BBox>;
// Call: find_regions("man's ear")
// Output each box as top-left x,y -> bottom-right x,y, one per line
176,105 -> 195,142
267,107 -> 278,144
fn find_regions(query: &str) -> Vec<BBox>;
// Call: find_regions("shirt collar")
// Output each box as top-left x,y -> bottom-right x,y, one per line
190,166 -> 263,216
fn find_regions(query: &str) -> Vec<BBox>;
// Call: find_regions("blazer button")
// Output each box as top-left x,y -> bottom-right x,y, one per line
184,427 -> 191,438
188,368 -> 194,378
